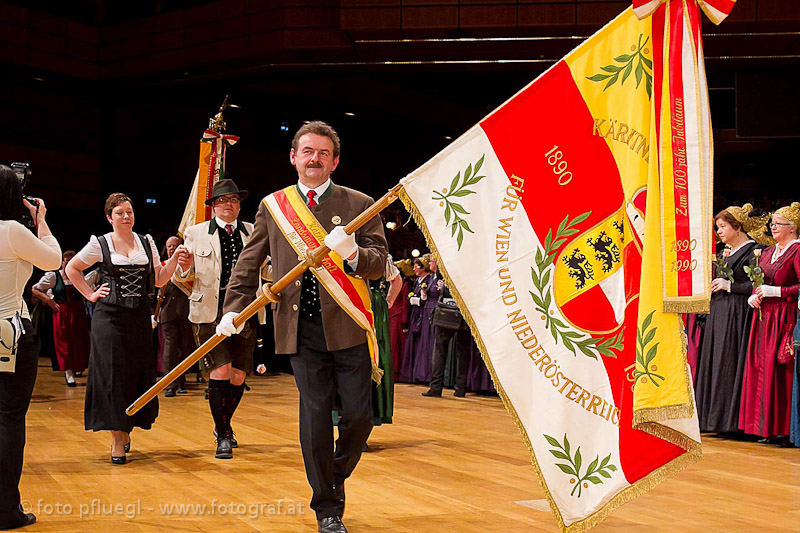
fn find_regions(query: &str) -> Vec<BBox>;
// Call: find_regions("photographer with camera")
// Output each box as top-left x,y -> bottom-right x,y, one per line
0,165 -> 62,530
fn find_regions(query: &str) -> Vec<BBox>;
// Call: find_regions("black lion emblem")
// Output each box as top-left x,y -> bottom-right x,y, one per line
562,248 -> 594,290
588,231 -> 621,273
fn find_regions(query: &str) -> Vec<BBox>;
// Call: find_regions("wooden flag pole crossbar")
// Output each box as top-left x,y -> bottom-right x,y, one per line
126,183 -> 404,416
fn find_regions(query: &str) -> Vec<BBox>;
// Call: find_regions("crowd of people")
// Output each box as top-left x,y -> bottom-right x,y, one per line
5,135 -> 794,532
0,121 -> 496,533
690,202 -> 800,448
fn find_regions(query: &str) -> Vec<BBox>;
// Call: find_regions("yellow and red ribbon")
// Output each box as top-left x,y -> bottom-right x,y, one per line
264,186 -> 382,383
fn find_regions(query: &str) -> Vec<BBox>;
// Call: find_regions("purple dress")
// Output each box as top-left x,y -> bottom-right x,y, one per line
398,273 -> 439,383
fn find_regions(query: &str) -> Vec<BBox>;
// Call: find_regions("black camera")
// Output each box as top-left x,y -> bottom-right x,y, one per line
10,162 -> 37,229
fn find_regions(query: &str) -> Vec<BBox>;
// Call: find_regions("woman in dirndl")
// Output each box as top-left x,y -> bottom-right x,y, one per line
66,193 -> 186,464
739,203 -> 800,446
398,256 -> 439,383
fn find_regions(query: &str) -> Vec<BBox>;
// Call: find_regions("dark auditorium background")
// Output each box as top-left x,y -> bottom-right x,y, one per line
0,0 -> 798,254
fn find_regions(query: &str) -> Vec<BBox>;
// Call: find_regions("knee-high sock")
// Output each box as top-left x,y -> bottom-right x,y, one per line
208,379 -> 232,438
228,382 -> 246,422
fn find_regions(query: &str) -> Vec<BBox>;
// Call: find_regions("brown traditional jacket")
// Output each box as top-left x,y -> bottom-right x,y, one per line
223,182 -> 388,354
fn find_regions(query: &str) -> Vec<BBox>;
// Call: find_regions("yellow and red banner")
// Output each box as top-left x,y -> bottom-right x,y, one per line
178,129 -> 239,236
400,1 -> 734,530
264,186 -> 383,383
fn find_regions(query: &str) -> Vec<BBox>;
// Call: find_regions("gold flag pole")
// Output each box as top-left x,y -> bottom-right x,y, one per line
126,183 -> 404,416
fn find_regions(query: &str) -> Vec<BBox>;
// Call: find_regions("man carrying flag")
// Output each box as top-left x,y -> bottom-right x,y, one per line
217,121 -> 387,533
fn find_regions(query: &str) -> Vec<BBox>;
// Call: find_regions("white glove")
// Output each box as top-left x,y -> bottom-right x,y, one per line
324,226 -> 358,260
216,311 -> 244,337
409,297 -> 421,306
760,285 -> 781,298
711,278 -> 731,293
747,294 -> 761,309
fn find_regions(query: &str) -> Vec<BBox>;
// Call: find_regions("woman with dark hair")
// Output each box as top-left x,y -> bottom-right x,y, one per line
31,250 -> 92,387
740,202 -> 800,446
0,165 -> 61,530
66,193 -> 186,464
694,204 -> 765,435
398,256 -> 439,383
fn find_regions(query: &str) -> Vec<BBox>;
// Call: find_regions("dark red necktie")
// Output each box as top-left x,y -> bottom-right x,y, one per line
307,190 -> 317,207
225,224 -> 234,235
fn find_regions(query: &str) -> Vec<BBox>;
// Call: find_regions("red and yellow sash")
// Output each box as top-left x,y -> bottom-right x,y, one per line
264,186 -> 382,383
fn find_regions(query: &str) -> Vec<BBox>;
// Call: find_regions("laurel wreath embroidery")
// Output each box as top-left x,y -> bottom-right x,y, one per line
529,212 -> 624,360
587,33 -> 654,100
544,433 -> 618,498
431,154 -> 486,250
633,310 -> 665,387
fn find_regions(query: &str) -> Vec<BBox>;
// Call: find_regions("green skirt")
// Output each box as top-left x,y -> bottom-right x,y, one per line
333,287 -> 394,426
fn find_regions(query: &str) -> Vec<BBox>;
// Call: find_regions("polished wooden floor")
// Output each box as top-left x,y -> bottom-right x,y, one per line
19,362 -> 800,532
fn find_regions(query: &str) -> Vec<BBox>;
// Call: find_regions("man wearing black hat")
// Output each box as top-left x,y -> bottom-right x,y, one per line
175,179 -> 255,459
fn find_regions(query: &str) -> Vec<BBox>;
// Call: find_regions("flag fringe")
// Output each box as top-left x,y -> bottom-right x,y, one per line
562,445 -> 701,533
633,313 -> 697,437
371,364 -> 384,384
632,403 -> 695,427
399,187 -> 702,533
662,298 -> 710,314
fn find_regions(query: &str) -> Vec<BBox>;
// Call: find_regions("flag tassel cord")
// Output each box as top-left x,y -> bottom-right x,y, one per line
126,183 -> 405,417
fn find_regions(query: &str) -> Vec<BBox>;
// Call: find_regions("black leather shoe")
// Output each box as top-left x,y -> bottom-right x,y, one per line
454,389 -> 466,398
215,438 -> 233,459
317,516 -> 347,533
111,455 -> 126,465
176,387 -> 188,395
421,389 -> 441,397
123,441 -> 130,453
0,512 -> 36,530
164,389 -> 176,398
213,429 -> 238,448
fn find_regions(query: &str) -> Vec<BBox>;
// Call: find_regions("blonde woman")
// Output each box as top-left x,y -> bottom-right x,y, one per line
740,203 -> 800,445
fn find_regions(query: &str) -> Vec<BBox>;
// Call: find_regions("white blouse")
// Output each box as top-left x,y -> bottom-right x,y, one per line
34,269 -> 100,295
76,233 -> 160,268
0,220 -> 61,319
771,239 -> 800,264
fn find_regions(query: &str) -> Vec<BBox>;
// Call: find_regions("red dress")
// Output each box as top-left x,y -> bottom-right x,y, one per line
389,278 -> 411,375
739,243 -> 800,437
51,272 -> 91,373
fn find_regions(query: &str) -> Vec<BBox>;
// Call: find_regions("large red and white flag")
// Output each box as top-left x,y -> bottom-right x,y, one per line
400,1 -> 735,530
